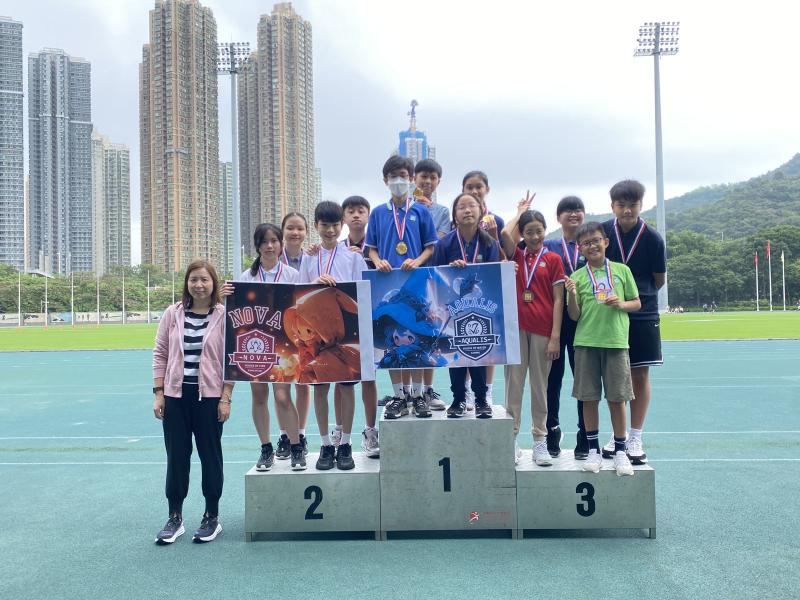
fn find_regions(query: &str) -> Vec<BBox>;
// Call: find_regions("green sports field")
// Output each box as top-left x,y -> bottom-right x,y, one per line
0,311 -> 798,351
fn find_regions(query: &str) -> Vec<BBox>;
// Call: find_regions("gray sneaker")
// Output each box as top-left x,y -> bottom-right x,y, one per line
361,427 -> 380,457
192,515 -> 222,543
155,515 -> 184,545
424,388 -> 446,411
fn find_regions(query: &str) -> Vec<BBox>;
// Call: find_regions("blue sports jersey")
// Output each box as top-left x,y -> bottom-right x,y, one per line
543,237 -> 586,276
365,198 -> 438,267
430,229 -> 501,266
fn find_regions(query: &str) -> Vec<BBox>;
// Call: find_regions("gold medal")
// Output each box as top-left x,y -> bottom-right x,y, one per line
396,241 -> 408,255
413,187 -> 425,199
595,290 -> 608,303
523,290 -> 534,303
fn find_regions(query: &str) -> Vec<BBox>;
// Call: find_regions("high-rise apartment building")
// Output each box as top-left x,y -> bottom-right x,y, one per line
140,0 -> 219,273
218,161 -> 234,275
91,130 -> 131,274
0,17 -> 24,271
237,52 -> 260,255
28,48 -> 93,274
238,3 -> 316,243
398,99 -> 436,165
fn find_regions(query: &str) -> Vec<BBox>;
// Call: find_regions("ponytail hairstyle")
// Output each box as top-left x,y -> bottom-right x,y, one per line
451,192 -> 493,249
249,223 -> 283,277
518,210 -> 547,233
281,211 -> 308,238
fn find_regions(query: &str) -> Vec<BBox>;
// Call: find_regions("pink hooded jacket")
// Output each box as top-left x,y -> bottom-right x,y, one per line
153,302 -> 227,398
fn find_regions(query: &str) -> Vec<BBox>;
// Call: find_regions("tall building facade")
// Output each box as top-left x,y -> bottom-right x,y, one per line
218,161 -> 234,275
238,3 -> 316,244
237,53 -> 260,256
398,100 -> 436,165
91,130 -> 131,274
140,0 -> 219,273
0,17 -> 24,271
28,48 -> 93,274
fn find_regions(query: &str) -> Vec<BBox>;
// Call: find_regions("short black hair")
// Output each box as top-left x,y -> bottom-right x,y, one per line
414,159 -> 442,177
575,221 -> 606,243
609,180 -> 645,203
382,155 -> 414,179
518,210 -> 547,232
342,195 -> 370,212
314,200 -> 343,224
462,170 -> 488,189
556,196 -> 585,216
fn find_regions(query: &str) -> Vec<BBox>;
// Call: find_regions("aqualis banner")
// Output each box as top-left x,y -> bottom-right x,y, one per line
224,281 -> 374,384
363,262 -> 520,369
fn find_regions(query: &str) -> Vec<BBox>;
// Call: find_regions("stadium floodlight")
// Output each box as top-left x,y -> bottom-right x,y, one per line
634,21 -> 680,312
217,41 -> 251,277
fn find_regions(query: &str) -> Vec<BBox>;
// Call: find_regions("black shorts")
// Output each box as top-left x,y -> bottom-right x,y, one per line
309,381 -> 357,387
628,319 -> 663,368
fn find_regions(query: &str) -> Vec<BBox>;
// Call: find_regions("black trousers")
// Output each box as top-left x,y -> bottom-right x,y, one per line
545,309 -> 585,433
163,384 -> 224,516
450,366 -> 487,402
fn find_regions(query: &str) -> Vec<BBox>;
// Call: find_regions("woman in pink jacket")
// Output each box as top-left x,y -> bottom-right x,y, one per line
152,260 -> 233,545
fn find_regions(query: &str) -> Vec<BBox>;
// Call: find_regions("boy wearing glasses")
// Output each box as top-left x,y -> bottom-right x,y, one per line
564,222 -> 641,476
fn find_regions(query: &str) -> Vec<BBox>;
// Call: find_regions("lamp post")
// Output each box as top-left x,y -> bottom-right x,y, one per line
217,41 -> 250,279
635,21 -> 679,312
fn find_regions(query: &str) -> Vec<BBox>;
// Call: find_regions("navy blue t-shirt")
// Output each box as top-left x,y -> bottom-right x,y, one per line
602,219 -> 666,321
543,237 -> 586,276
430,229 -> 501,266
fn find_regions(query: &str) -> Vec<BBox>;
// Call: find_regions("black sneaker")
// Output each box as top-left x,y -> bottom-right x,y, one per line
299,433 -> 309,457
447,400 -> 466,418
546,426 -> 563,458
378,395 -> 392,407
574,429 -> 589,460
155,515 -> 184,545
256,443 -> 274,471
412,395 -> 431,418
192,514 -> 222,543
290,443 -> 307,471
474,398 -> 493,418
275,434 -> 290,460
383,396 -> 409,419
316,444 -> 336,470
335,443 -> 355,470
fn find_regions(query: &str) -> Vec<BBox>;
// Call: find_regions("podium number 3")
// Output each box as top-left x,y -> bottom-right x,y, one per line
438,457 -> 452,492
576,482 -> 595,517
304,485 -> 323,520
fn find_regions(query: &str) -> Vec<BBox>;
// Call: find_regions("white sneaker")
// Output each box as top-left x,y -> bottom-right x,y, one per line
583,449 -> 602,473
514,438 -> 522,465
361,427 -> 379,458
614,451 -> 634,476
601,435 -> 621,458
331,428 -> 342,448
626,436 -> 647,465
533,440 -> 552,466
465,389 -> 475,411
485,388 -> 493,407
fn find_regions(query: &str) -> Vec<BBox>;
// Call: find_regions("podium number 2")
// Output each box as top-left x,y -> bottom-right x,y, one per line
438,457 -> 452,492
576,482 -> 595,517
304,485 -> 323,520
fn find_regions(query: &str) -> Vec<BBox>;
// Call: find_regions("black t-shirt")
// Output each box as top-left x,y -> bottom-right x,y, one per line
602,219 -> 666,321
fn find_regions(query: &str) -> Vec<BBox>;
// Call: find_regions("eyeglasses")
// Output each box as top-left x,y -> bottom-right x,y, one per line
578,237 -> 605,249
561,209 -> 583,215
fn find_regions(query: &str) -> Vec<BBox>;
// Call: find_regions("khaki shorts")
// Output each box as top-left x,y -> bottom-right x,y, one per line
572,346 -> 633,403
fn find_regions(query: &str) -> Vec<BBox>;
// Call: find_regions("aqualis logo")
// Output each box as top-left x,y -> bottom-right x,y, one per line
449,312 -> 500,361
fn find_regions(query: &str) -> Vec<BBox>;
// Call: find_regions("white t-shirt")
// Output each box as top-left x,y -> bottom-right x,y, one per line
238,263 -> 300,284
298,244 -> 367,284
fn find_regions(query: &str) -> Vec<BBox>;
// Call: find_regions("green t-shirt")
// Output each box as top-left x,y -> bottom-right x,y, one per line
572,260 -> 639,349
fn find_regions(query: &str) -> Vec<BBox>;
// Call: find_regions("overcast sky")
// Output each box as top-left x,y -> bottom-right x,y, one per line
9,0 -> 800,264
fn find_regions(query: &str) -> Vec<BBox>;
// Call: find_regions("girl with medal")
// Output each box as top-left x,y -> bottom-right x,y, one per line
500,193 -> 566,466
221,223 -> 306,472
431,193 -> 501,418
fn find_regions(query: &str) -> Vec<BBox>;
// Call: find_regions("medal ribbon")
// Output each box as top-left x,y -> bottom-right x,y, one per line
523,247 -> 546,291
282,249 -> 303,269
561,237 -> 581,274
456,230 -> 480,264
391,198 -> 410,246
614,218 -> 647,264
318,245 -> 338,276
587,259 -> 613,295
259,262 -> 283,283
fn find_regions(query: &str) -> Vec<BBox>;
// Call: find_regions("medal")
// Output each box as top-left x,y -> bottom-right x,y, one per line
613,218 -> 647,264
522,246 -> 546,303
413,187 -> 425,199
587,259 -> 614,304
395,241 -> 408,255
456,229 -> 480,263
561,237 -> 581,274
318,245 -> 338,276
390,197 -> 410,256
523,290 -> 534,303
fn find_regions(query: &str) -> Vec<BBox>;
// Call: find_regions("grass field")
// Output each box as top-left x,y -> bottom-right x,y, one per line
0,311 -> 798,351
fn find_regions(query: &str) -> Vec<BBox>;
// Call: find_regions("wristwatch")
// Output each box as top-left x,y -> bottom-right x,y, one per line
152,386 -> 164,394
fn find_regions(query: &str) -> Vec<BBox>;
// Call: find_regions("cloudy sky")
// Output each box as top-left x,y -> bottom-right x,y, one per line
9,0 -> 800,264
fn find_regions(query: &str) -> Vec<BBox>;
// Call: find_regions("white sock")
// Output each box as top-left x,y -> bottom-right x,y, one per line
486,384 -> 493,394
334,424 -> 342,432
403,385 -> 411,395
298,428 -> 306,437
321,434 -> 331,446
364,426 -> 376,433
341,433 -> 351,445
392,383 -> 403,396
412,382 -> 423,397
629,428 -> 642,440
279,429 -> 287,437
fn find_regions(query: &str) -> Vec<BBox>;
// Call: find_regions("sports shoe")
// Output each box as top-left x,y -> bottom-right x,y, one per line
626,436 -> 647,465
155,515 -> 184,544
485,387 -> 494,407
583,449 -> 602,473
474,398 -> 492,419
601,435 -> 621,459
192,514 -> 222,543
299,434 -> 309,457
256,443 -> 274,471
331,428 -> 342,448
447,400 -> 466,418
378,395 -> 392,407
335,443 -> 355,470
290,443 -> 307,470
275,434 -> 291,460
362,428 -> 380,458
424,388 -> 446,411
316,444 -> 335,470
383,396 -> 409,419
574,429 -> 589,460
533,440 -> 553,466
614,451 -> 634,476
546,426 -> 563,458
514,439 -> 522,465
412,395 -> 431,418
465,388 -> 475,411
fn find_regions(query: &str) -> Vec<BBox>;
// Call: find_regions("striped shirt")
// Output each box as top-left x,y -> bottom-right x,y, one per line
183,310 -> 212,385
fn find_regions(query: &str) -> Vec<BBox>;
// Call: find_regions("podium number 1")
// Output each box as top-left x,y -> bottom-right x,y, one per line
438,457 -> 452,492
304,485 -> 323,520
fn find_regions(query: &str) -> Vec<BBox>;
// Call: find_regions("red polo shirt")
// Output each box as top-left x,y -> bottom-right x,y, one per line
513,246 -> 565,337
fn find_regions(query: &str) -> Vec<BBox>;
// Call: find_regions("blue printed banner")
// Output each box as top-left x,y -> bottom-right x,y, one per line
363,262 -> 520,369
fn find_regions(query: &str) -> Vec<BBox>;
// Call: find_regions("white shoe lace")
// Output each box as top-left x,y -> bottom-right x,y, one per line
627,437 -> 642,456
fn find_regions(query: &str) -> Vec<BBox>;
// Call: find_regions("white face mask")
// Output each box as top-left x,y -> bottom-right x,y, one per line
388,178 -> 414,198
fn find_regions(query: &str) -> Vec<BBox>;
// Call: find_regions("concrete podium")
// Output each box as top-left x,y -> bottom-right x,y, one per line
378,407 -> 518,537
515,450 -> 656,538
